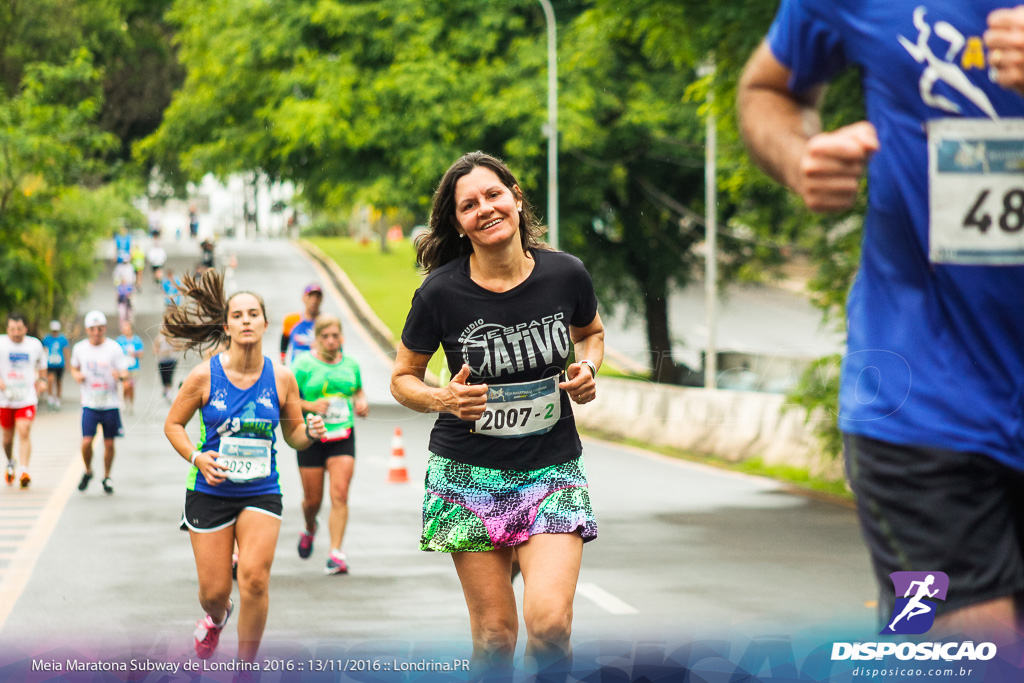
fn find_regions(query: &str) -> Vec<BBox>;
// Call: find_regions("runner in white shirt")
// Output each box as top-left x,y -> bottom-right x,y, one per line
147,238 -> 168,285
70,310 -> 129,495
0,313 -> 47,488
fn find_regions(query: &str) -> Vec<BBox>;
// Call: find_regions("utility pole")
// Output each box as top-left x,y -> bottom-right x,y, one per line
699,61 -> 717,390
539,0 -> 559,249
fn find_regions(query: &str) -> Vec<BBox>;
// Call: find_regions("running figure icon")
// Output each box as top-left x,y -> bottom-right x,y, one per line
888,574 -> 940,632
898,6 -> 999,119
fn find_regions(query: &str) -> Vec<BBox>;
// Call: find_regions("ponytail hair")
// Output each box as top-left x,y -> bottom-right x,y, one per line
161,269 -> 268,356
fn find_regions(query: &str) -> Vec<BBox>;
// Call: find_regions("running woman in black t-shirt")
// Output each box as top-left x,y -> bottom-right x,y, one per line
391,152 -> 605,679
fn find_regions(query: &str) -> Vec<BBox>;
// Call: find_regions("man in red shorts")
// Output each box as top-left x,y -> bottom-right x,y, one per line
0,313 -> 47,488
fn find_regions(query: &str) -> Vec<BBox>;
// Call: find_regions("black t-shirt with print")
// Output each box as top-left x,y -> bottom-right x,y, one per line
401,248 -> 599,470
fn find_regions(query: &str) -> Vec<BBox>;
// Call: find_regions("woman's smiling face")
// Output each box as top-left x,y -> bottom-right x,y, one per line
453,166 -> 522,248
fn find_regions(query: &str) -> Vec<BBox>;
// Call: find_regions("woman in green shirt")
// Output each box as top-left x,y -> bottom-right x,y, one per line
291,315 -> 368,574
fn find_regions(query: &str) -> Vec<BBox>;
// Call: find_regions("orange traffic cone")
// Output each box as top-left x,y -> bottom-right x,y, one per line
388,427 -> 410,483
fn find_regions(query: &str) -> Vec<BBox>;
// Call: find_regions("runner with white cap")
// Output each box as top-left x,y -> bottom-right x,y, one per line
70,310 -> 129,494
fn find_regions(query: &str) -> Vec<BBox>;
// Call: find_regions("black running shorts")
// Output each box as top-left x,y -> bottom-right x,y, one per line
844,433 -> 1024,619
180,490 -> 283,533
297,429 -> 356,468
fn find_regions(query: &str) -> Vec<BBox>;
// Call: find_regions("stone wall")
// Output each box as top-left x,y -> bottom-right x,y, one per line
573,377 -> 843,480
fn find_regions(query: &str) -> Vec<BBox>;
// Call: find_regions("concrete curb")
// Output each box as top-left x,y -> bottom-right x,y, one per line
297,239 -> 397,354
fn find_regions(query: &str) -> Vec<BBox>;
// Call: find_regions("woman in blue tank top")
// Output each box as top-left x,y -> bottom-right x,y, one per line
163,270 -> 326,664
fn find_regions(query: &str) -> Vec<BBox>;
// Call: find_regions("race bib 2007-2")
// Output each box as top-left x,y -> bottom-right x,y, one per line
474,376 -> 561,439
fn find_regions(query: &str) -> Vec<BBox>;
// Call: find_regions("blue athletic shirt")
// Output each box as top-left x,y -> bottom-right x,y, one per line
114,234 -> 132,263
188,354 -> 282,497
42,334 -> 68,369
162,277 -> 182,307
768,1 -> 1024,470
286,319 -> 315,365
115,334 -> 143,372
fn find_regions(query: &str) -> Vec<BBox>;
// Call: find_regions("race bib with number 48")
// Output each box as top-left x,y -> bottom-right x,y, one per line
928,118 -> 1024,265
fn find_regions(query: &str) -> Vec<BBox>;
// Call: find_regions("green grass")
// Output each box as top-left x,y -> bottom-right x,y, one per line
580,427 -> 852,501
307,237 -> 423,339
598,364 -> 650,381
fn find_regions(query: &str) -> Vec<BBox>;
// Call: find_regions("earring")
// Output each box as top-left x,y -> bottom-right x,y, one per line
459,233 -> 466,238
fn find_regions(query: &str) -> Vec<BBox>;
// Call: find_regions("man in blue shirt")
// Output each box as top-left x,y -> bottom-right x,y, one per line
280,283 -> 322,365
42,321 -> 68,409
114,225 -> 132,264
162,268 -> 183,308
739,2 -> 1024,636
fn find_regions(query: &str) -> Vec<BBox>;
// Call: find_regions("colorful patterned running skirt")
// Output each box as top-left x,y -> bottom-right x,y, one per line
421,453 -> 598,553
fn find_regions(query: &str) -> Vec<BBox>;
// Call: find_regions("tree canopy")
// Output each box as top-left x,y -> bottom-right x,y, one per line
140,0 -> 866,399
0,0 -> 179,328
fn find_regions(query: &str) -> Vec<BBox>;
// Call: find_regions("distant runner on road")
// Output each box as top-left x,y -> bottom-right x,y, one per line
113,224 -> 132,265
0,313 -> 47,489
70,310 -> 129,495
154,330 -> 178,403
163,269 -> 326,665
115,320 -> 144,415
280,283 -> 321,365
42,320 -> 69,410
291,315 -> 369,575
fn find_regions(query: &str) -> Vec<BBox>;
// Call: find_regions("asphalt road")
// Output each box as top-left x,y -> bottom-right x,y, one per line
0,235 -> 877,675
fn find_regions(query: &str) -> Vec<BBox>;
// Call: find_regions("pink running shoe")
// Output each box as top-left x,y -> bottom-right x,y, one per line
297,519 -> 318,559
194,600 -> 233,659
325,551 -> 349,575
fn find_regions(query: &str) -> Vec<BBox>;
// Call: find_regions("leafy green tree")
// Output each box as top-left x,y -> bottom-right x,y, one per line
1,0 -> 181,166
0,49 -> 134,329
138,0 -> 565,202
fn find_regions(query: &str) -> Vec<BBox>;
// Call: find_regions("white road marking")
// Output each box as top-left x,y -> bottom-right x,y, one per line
576,582 -> 638,614
0,451 -> 80,629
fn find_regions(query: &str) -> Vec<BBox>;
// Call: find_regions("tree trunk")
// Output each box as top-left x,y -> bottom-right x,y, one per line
642,283 -> 678,384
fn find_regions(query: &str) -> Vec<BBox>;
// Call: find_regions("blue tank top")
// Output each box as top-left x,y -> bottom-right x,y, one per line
188,354 -> 281,497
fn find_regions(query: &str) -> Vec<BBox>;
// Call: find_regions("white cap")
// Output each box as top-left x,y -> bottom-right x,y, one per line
84,311 -> 107,329
50,320 -> 61,331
